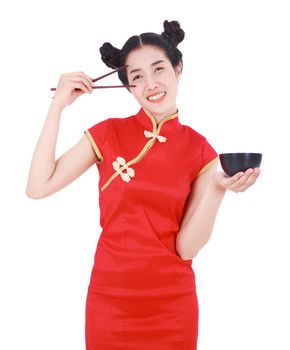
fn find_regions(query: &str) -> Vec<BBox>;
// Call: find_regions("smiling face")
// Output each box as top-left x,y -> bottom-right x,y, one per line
126,45 -> 182,121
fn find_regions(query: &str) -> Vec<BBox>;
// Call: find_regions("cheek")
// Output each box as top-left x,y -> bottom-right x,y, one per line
131,88 -> 144,103
131,83 -> 144,96
168,78 -> 179,93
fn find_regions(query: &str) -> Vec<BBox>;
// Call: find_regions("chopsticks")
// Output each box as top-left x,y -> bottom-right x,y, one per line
50,66 -> 135,91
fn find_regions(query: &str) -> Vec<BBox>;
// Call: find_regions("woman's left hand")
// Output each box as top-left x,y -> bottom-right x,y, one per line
214,168 -> 261,193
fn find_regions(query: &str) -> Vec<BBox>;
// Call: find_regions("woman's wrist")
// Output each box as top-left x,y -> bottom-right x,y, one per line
49,100 -> 65,114
211,172 -> 228,194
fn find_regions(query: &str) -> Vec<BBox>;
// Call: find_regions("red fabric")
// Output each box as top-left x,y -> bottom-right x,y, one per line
85,108 -> 217,350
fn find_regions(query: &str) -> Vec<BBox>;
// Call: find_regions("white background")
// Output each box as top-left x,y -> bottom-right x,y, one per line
0,0 -> 289,349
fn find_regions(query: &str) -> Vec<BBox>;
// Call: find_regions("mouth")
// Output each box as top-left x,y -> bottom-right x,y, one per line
147,91 -> 166,103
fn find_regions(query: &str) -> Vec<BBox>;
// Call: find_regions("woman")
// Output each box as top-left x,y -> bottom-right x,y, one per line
26,20 -> 260,350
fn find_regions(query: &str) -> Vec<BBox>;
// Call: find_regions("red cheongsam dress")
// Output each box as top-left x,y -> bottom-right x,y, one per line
84,108 -> 218,350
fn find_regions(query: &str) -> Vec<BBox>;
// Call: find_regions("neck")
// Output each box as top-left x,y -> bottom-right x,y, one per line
145,108 -> 178,125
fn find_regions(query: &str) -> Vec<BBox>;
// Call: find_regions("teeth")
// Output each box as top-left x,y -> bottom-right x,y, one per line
148,92 -> 165,101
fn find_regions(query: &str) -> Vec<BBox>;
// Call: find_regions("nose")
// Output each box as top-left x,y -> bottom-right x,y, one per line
144,74 -> 159,91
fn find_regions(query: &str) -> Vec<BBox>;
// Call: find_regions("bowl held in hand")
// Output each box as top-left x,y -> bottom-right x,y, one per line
219,153 -> 262,177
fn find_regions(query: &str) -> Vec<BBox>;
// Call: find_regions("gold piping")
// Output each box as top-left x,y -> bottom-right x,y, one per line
144,108 -> 178,134
101,110 -> 179,191
101,138 -> 156,191
85,130 -> 103,164
197,156 -> 219,177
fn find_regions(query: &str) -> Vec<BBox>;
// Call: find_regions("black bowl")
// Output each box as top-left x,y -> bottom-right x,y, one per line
219,153 -> 262,176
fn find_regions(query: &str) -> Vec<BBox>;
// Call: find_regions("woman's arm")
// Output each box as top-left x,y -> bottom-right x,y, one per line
26,72 -> 96,199
176,162 -> 260,260
26,132 -> 97,199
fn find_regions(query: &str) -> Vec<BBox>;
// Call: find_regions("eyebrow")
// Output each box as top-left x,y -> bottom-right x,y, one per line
129,60 -> 165,75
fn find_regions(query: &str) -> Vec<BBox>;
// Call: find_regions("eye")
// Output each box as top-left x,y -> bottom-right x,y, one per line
155,66 -> 164,73
133,74 -> 143,81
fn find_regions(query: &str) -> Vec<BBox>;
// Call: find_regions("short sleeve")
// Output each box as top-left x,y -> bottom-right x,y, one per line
84,119 -> 109,164
197,138 -> 219,177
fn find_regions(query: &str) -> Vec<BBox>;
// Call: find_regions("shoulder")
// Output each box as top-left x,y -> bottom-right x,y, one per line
180,123 -> 207,145
88,112 -> 136,130
107,114 -> 135,128
178,121 -> 218,171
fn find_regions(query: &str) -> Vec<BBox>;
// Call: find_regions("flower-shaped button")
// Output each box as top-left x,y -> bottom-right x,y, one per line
144,130 -> 167,143
112,156 -> 135,183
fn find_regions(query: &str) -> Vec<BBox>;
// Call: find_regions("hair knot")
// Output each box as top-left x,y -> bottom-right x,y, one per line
161,20 -> 185,48
99,42 -> 121,69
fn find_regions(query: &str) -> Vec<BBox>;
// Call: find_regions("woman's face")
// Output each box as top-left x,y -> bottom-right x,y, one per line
126,45 -> 182,120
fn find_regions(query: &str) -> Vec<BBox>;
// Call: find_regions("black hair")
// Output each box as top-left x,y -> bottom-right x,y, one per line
99,20 -> 185,85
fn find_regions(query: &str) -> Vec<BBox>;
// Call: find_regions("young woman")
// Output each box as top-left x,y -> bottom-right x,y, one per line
26,20 -> 260,350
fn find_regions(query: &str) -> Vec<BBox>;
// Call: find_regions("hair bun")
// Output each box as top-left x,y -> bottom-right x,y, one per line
99,42 -> 121,69
161,20 -> 185,48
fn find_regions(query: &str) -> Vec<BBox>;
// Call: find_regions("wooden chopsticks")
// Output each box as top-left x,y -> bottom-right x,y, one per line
50,66 -> 135,91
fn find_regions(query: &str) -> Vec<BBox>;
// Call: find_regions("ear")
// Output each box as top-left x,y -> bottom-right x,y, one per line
175,63 -> 183,83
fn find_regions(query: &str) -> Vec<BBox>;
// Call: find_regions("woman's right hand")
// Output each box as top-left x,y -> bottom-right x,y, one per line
52,72 -> 94,109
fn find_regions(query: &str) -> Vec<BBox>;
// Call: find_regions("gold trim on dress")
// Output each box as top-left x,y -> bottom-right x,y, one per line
144,109 -> 178,132
85,130 -> 103,164
197,156 -> 219,177
100,110 -> 178,192
101,138 -> 156,191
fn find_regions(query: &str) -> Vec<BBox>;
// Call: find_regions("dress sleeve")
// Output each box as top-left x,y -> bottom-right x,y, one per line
197,138 -> 219,177
84,119 -> 109,164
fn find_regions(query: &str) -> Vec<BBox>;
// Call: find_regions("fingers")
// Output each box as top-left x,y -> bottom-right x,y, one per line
52,71 -> 94,108
224,171 -> 245,192
74,72 -> 94,93
226,168 -> 261,193
59,72 -> 94,93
